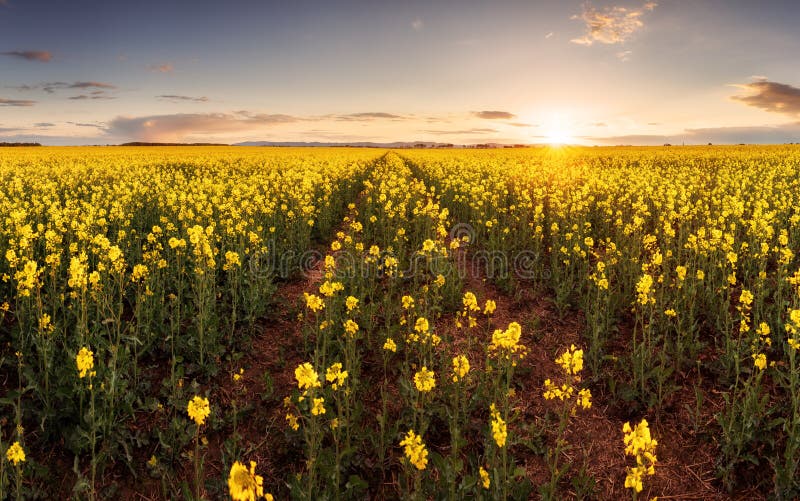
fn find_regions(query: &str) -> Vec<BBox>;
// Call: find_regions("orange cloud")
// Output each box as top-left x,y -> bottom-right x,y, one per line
0,98 -> 36,106
148,63 -> 174,73
571,2 -> 656,46
473,111 -> 516,119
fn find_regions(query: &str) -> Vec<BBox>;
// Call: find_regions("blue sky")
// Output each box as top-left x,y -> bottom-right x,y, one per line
2,0 -> 800,145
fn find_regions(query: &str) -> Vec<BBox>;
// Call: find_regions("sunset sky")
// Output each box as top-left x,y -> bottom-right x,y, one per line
2,0 -> 800,145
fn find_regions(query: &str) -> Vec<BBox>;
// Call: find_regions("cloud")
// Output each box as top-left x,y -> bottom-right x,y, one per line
15,81 -> 116,94
506,122 -> 534,127
334,112 -> 407,121
411,18 -> 423,31
571,2 -> 656,46
731,79 -> 800,117
148,63 -> 174,73
590,122 -> 608,127
473,111 -> 516,120
0,98 -> 35,107
69,93 -> 115,100
588,122 -> 800,145
616,50 -> 632,61
545,32 -> 554,39
106,112 -> 300,142
68,122 -> 106,129
34,122 -> 55,127
158,94 -> 210,103
1,50 -> 52,62
422,128 -> 497,135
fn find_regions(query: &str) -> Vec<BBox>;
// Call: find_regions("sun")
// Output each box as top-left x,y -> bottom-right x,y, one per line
542,114 -> 574,145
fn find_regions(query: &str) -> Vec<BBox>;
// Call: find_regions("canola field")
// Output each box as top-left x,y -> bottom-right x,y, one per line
1,145 -> 799,499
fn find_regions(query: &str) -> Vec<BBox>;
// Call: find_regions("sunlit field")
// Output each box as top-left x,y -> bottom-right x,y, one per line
2,145 -> 800,499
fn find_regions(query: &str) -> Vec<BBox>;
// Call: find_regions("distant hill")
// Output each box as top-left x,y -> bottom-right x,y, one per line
0,142 -> 41,147
119,142 -> 229,146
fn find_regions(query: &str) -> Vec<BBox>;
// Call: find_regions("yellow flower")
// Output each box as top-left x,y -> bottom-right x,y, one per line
489,404 -> 507,447
479,466 -> 490,489
622,419 -> 658,493
325,362 -> 348,390
462,292 -> 479,312
739,289 -> 754,307
187,395 -> 210,426
413,367 -> 436,392
421,239 -> 435,253
6,441 -> 25,466
752,353 -> 767,371
399,429 -> 428,470
285,413 -> 300,431
401,295 -> 415,310
345,295 -> 359,311
383,338 -> 397,353
577,388 -> 592,409
304,293 -> 324,312
223,251 -> 241,270
414,317 -> 429,334
483,299 -> 496,315
228,460 -> 265,501
343,319 -> 359,336
76,346 -> 95,379
635,273 -> 655,305
555,344 -> 584,375
311,397 -> 326,416
488,322 -> 527,360
452,355 -> 470,382
295,362 -> 321,391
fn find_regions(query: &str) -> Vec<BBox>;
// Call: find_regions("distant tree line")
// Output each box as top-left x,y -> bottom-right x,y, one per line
0,142 -> 42,147
119,142 -> 229,146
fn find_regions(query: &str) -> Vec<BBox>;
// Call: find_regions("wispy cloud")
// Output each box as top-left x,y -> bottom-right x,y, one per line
571,2 -> 656,46
334,112 -> 407,121
0,98 -> 35,107
148,63 -> 174,73
411,18 -> 423,31
68,121 -> 106,129
1,50 -> 53,62
106,112 -> 300,142
15,81 -> 116,94
473,110 -> 516,120
616,50 -> 632,61
69,92 -> 115,100
545,31 -> 554,39
34,122 -> 54,127
731,79 -> 800,117
158,94 -> 210,103
507,122 -> 534,128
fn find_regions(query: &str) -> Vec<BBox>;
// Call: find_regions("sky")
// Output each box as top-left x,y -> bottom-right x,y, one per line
2,0 -> 800,145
